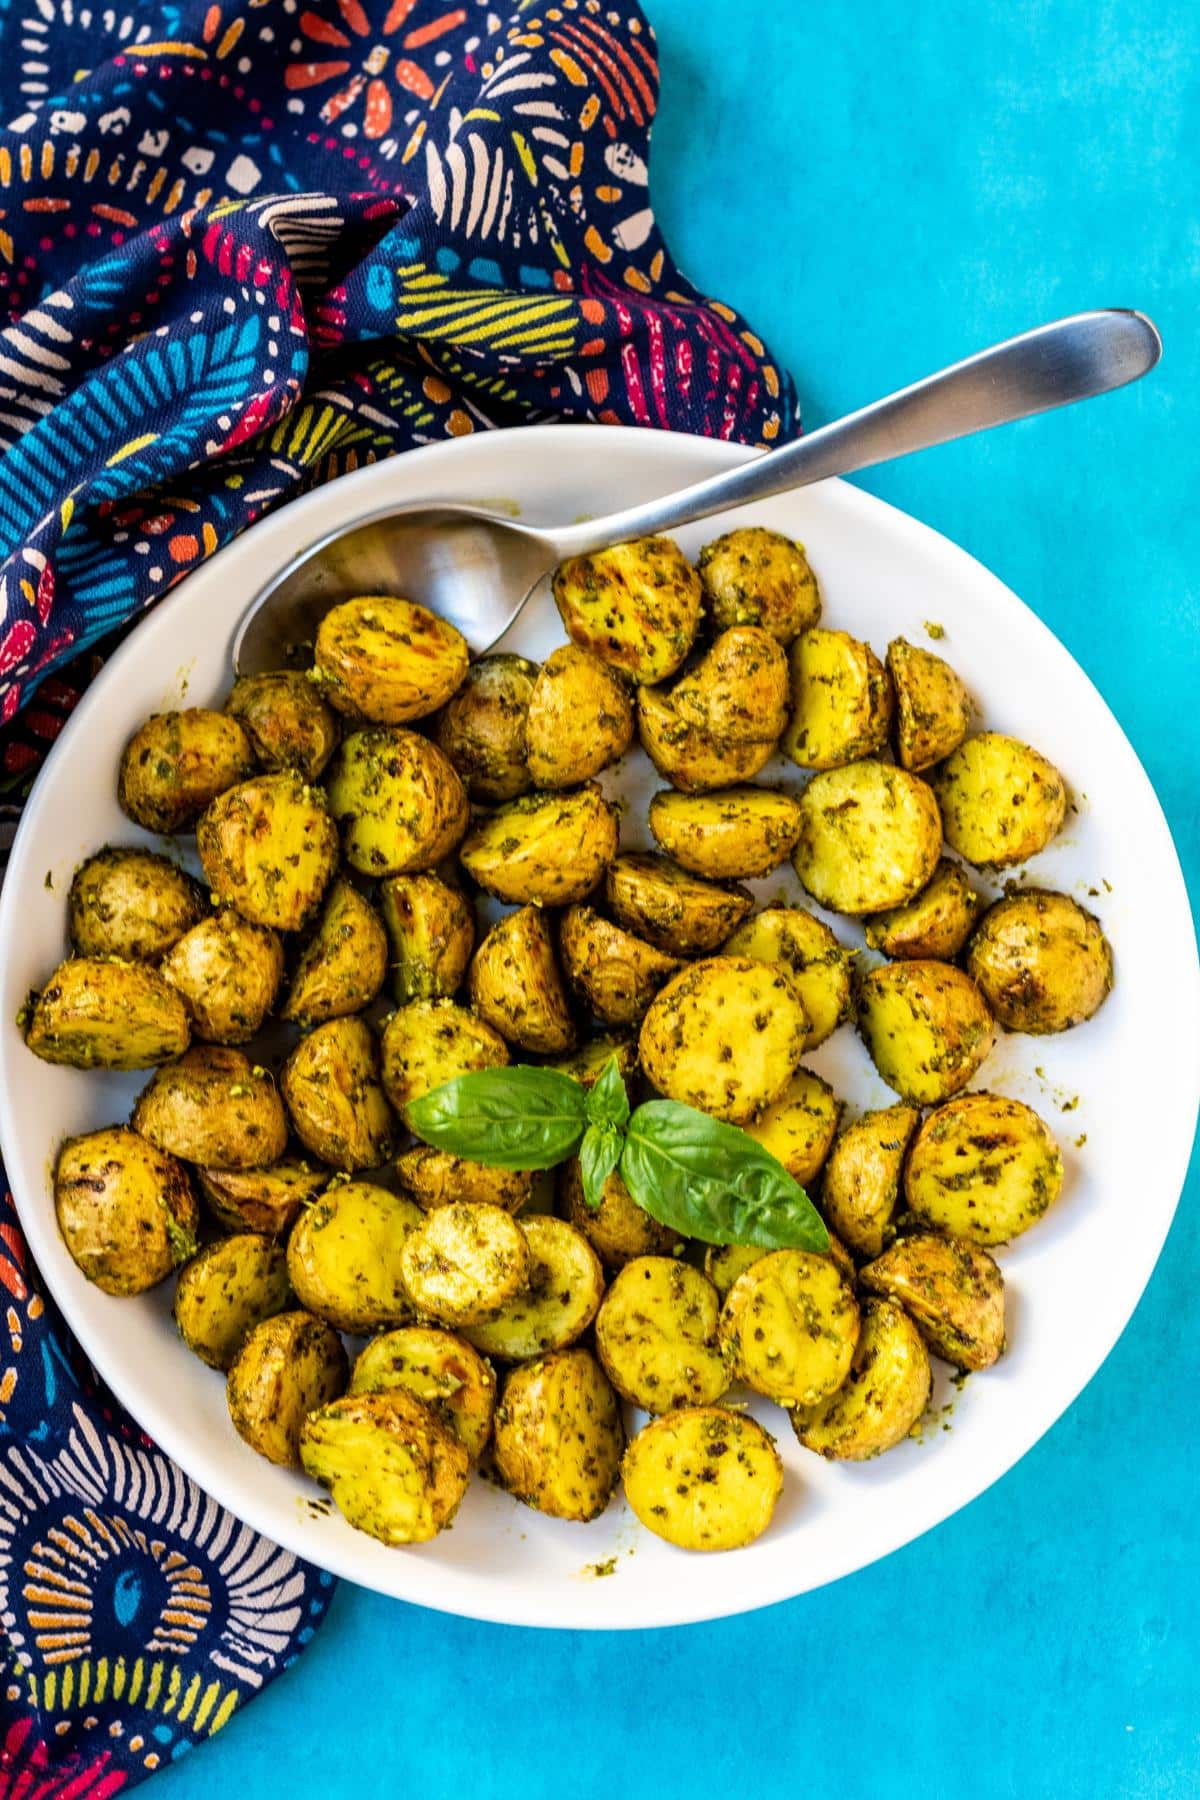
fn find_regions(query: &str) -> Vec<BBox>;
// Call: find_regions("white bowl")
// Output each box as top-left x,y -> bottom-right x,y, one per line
2,425 -> 1196,1629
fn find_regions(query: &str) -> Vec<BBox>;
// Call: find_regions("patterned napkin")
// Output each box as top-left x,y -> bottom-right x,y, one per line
0,2 -> 794,1790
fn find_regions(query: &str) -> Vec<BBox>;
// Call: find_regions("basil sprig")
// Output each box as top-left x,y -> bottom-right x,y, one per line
404,1059 -> 828,1253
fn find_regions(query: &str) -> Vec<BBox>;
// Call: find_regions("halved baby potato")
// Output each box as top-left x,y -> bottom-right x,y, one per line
819,1104 -> 920,1260
68,847 -> 207,963
931,732 -> 1067,868
380,998 -> 508,1114
965,888 -> 1113,1034
546,1033 -> 639,1089
55,1126 -> 198,1296
639,956 -> 807,1123
525,644 -> 634,788
119,708 -> 256,834
468,905 -> 576,1054
791,1297 -> 931,1461
197,771 -> 339,931
312,595 -> 469,724
638,684 -> 776,793
160,912 -> 284,1044
134,1046 -> 288,1169
704,1235 -> 856,1297
350,1325 -> 496,1461
886,637 -> 972,772
724,906 -> 852,1051
647,786 -> 803,881
904,1091 -> 1064,1244
670,626 -> 790,746
282,878 -> 388,1027
300,1389 -> 470,1543
197,1155 -> 327,1237
463,1214 -> 604,1360
861,1232 -> 1005,1371
622,1407 -> 783,1552
719,1249 -> 859,1407
560,1158 -> 681,1266
697,525 -> 821,643
227,1311 -> 348,1468
379,872 -> 475,1006
287,1180 -> 421,1333
433,653 -> 538,802
281,1016 -> 395,1171
396,1146 -> 533,1215
782,627 -> 892,769
459,783 -> 619,907
864,858 -> 984,961
174,1234 -> 293,1371
399,1202 -> 531,1328
857,959 -> 995,1105
595,1257 -> 729,1412
792,761 -> 942,915
493,1349 -> 624,1522
226,670 -> 340,780
605,853 -> 752,955
326,727 -> 468,878
558,904 -> 681,1026
25,956 -> 190,1069
552,536 -> 703,685
742,1067 -> 841,1184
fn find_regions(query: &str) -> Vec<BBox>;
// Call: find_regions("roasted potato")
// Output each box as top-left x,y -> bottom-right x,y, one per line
133,1046 -> 288,1169
398,1201 -> 530,1328
965,888 -> 1113,1034
68,847 -> 207,962
468,905 -> 576,1054
463,1214 -> 604,1359
931,732 -> 1067,868
552,536 -> 703,685
173,1234 -> 292,1371
719,1249 -> 859,1406
287,1181 -> 422,1332
904,1092 -> 1064,1244
433,653 -> 537,802
379,873 -> 474,1005
226,670 -> 339,779
350,1326 -> 496,1461
886,637 -> 972,772
637,684 -> 776,793
25,956 -> 190,1069
595,1257 -> 729,1411
820,1104 -> 920,1259
280,1016 -> 395,1171
300,1389 -> 471,1543
639,956 -> 807,1123
856,960 -> 995,1105
396,1146 -> 533,1215
605,853 -> 752,955
704,1236 -> 856,1296
326,727 -> 468,878
560,1158 -> 681,1266
54,1126 -> 197,1295
622,1407 -> 783,1552
525,644 -> 634,788
546,1033 -> 640,1089
697,525 -> 821,643
861,1232 -> 1005,1371
670,627 -> 789,746
782,627 -> 892,770
226,1310 -> 348,1468
282,878 -> 388,1027
380,998 -> 509,1114
312,595 -> 469,724
743,1067 -> 841,1184
160,912 -> 284,1044
118,708 -> 255,834
792,1297 -> 931,1461
558,904 -> 681,1027
493,1348 -> 624,1522
197,772 -> 339,931
792,760 -> 942,915
864,858 -> 984,961
458,783 -> 618,907
197,1155 -> 327,1237
724,906 -> 852,1051
647,786 -> 802,881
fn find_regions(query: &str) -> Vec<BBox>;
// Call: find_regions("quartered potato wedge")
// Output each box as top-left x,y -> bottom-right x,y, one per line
865,858 -> 984,962
638,682 -> 777,793
558,905 -> 681,1027
434,652 -> 538,802
605,852 -> 752,955
281,1016 -> 395,1172
197,1155 -> 327,1237
861,1232 -> 1006,1371
282,878 -> 388,1028
782,626 -> 892,770
670,626 -> 789,746
396,1146 -> 533,1215
647,786 -> 802,881
820,1104 -> 920,1260
525,643 -> 634,788
161,912 -> 284,1045
886,637 -> 972,772
379,872 -> 475,1006
227,1311 -> 348,1468
468,905 -> 576,1054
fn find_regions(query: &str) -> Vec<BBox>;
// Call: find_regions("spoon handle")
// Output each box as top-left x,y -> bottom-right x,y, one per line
547,309 -> 1161,559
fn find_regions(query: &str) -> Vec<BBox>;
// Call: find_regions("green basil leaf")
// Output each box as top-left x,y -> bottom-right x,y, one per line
620,1099 -> 829,1251
585,1056 -> 630,1132
405,1067 -> 587,1170
579,1122 -> 624,1211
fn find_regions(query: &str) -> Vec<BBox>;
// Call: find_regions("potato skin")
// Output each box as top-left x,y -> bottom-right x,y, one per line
459,784 -> 618,907
287,1181 -> 422,1332
463,1215 -> 604,1360
782,627 -> 892,770
671,626 -> 789,746
552,536 -> 703,685
313,595 -> 469,724
119,708 -> 255,834
639,955 -> 807,1123
68,848 -> 207,962
648,786 -> 803,881
226,1310 -> 348,1468
326,727 -> 468,878
468,905 -> 576,1054
55,1126 -> 197,1296
281,878 -> 388,1027
965,888 -> 1113,1034
281,1016 -> 395,1172
931,732 -> 1067,868
197,772 -> 339,931
793,760 -> 942,915
820,1104 -> 920,1259
434,653 -> 537,802
622,1407 -> 783,1552
398,1202 -> 530,1328
197,1156 -> 327,1237
743,1067 -> 841,1185
857,959 -> 995,1105
379,873 -> 474,1006
545,1033 -> 639,1089
886,637 -> 972,772
720,1249 -> 859,1406
160,912 -> 284,1044
226,670 -> 339,780
560,1158 -> 681,1267
350,1326 -> 496,1461
174,1234 -> 292,1371
25,956 -> 190,1070
558,904 -> 681,1027
493,1348 -> 624,1522
862,1232 -> 1005,1370
904,1092 -> 1064,1244
300,1389 -> 471,1543
637,684 -> 776,793
595,1257 -> 729,1412
697,526 -> 821,643
133,1046 -> 289,1169
605,852 -> 752,955
792,1297 -> 931,1461
525,644 -> 634,788
865,858 -> 984,961
724,907 -> 852,1051
380,998 -> 509,1114
396,1146 -> 532,1215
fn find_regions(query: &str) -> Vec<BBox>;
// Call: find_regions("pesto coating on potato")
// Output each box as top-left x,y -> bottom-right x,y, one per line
433,653 -> 537,802
819,1103 -> 920,1260
350,1326 -> 496,1461
637,683 -> 776,793
468,905 -> 576,1054
525,643 -> 635,788
861,1232 -> 1006,1371
325,727 -> 468,878
282,877 -> 389,1027
782,627 -> 893,770
396,1146 -> 533,1215
160,911 -> 284,1044
133,1045 -> 289,1169
25,956 -> 190,1069
300,1389 -> 471,1543
463,1214 -> 604,1360
792,760 -> 942,915
380,998 -> 509,1115
724,906 -> 852,1051
742,1067 -> 841,1185
558,905 -> 681,1027
720,1249 -> 860,1406
55,1126 -> 198,1295
931,732 -> 1067,868
560,1158 -> 681,1267
379,873 -> 475,1005
197,771 -> 339,931
639,955 -> 807,1123
864,858 -> 985,962
544,1032 -> 640,1089
287,1181 -> 422,1333
68,847 -> 207,963
173,1234 -> 293,1371
886,637 -> 972,773
647,786 -> 803,882
458,783 -> 619,907
791,1297 -> 931,1461
965,887 -> 1113,1034
118,708 -> 256,834
552,536 -> 703,686
313,595 -> 469,724
281,1015 -> 395,1172
226,1310 -> 348,1468
595,1256 -> 729,1412
605,852 -> 752,956
703,1236 -> 855,1297
622,1407 -> 784,1552
904,1091 -> 1064,1245
398,1201 -> 531,1328
856,959 -> 996,1105
226,670 -> 340,780
697,525 -> 821,643
670,626 -> 790,746
197,1155 -> 327,1237
493,1348 -> 624,1522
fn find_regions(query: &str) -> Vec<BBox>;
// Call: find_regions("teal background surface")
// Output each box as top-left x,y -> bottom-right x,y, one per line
161,2 -> 1199,1795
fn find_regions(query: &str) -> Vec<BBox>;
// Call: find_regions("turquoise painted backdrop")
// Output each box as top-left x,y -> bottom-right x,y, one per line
160,2 -> 1200,1794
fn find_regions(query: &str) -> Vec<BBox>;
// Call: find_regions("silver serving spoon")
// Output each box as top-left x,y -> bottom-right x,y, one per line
235,308 -> 1160,672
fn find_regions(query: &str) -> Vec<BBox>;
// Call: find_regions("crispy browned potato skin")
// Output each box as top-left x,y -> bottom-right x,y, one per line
605,852 -> 752,955
119,708 -> 256,834
558,904 -> 681,1026
856,960 -> 996,1105
904,1092 -> 1064,1244
434,653 -> 538,802
227,1311 -> 348,1468
638,684 -> 776,793
68,848 -> 207,962
931,732 -> 1067,867
134,1045 -> 289,1169
396,1146 -> 533,1215
493,1348 -> 624,1522
281,1016 -> 395,1172
287,1181 -> 421,1332
552,536 -> 703,686
197,1157 -> 327,1237
468,905 -> 576,1054
723,906 -> 852,1051
861,1232 -> 1005,1370
380,997 -> 509,1114
640,955 -> 808,1123
782,627 -> 893,770
886,637 -> 972,772
281,878 -> 388,1027
622,1406 -> 784,1551
791,1297 -> 931,1461
350,1326 -> 496,1461
670,626 -> 790,746
647,786 -> 803,881
313,595 -> 469,724
560,1158 -> 681,1265
595,1257 -> 729,1412
55,1126 -> 198,1295
965,888 -> 1113,1034
819,1104 -> 920,1259
326,727 -> 468,878
197,772 -> 339,931
300,1389 -> 471,1543
697,526 -> 821,643
378,872 -> 474,1007
160,912 -> 284,1044
174,1234 -> 293,1371
459,784 -> 619,907
792,761 -> 943,915
525,644 -> 634,788
398,1202 -> 530,1327
25,956 -> 191,1070
226,671 -> 340,779
865,858 -> 984,961
719,1249 -> 859,1406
